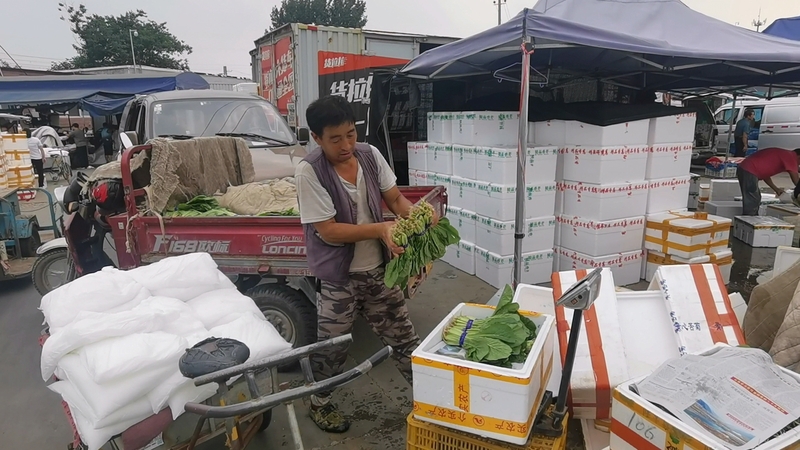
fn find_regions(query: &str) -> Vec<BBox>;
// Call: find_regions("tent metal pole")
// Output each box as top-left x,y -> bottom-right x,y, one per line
513,37 -> 533,288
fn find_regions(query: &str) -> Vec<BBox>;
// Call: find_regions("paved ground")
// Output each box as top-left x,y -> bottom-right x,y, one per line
0,167 -> 795,449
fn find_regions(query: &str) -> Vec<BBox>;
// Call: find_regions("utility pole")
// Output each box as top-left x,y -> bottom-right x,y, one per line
752,8 -> 766,32
223,66 -> 228,77
494,0 -> 506,25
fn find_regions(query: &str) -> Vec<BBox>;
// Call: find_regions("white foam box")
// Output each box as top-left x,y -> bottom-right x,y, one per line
451,111 -> 520,147
426,112 -> 443,143
5,147 -> 31,167
525,146 -> 558,183
765,203 -> 800,219
645,211 -> 731,259
733,215 -> 795,248
644,249 -> 733,284
408,169 -> 418,186
773,246 -> 800,279
411,302 -> 555,445
448,176 -> 476,212
561,145 -> 649,184
475,246 -> 554,288
429,173 -> 451,200
534,120 -> 567,146
557,215 -> 646,257
475,215 -> 556,255
1,134 -> 26,151
413,171 -> 429,187
555,247 -> 644,286
525,182 -> 558,219
447,206 -> 477,244
407,142 -> 427,171
560,181 -> 649,222
426,143 -> 453,175
441,240 -> 475,275
704,200 -> 742,220
610,345 -> 800,450
452,144 -> 476,179
550,269 -> 630,419
645,143 -> 693,180
7,164 -> 34,188
709,179 -> 741,201
698,183 -> 710,200
648,264 -> 745,354
474,145 -> 516,184
646,175 -> 692,214
565,119 -> 650,146
511,284 -> 563,397
475,181 -> 514,221
647,112 -> 697,145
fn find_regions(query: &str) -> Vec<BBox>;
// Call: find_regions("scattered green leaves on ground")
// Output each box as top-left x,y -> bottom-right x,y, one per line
442,285 -> 538,368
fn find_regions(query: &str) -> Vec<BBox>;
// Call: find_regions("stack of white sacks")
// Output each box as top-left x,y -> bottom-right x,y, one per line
410,111 -> 558,288
2,133 -> 34,189
41,253 -> 292,450
412,110 -> 699,287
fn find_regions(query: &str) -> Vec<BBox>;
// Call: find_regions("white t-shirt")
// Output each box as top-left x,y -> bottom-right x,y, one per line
295,145 -> 397,273
27,137 -> 44,160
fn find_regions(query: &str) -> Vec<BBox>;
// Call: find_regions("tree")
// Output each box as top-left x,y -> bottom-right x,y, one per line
52,3 -> 192,70
269,0 -> 367,31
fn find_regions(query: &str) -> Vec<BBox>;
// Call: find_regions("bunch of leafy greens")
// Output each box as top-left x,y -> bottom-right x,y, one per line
384,201 -> 460,289
165,195 -> 236,217
442,285 -> 538,367
257,207 -> 299,216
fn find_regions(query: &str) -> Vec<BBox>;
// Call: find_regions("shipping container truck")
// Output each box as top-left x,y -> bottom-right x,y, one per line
249,23 -> 456,153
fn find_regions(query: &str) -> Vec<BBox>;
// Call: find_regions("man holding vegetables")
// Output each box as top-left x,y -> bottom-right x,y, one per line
295,95 -> 432,433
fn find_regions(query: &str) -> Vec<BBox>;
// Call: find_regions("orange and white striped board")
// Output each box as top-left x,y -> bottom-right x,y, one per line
551,268 -> 630,420
648,264 -> 744,356
610,350 -> 800,450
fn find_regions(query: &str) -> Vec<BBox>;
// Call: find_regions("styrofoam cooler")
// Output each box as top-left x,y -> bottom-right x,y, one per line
560,181 -> 649,221
475,181 -> 515,221
407,142 -> 427,171
475,246 -> 554,287
452,144 -> 476,179
648,112 -> 697,144
476,215 -> 556,256
557,215 -> 646,257
556,247 -> 644,286
474,146 -> 516,184
426,112 -> 442,143
451,111 -> 520,146
525,182 -> 557,219
413,171 -> 429,187
7,164 -> 34,188
561,145 -> 648,184
448,176 -> 477,212
709,179 -> 740,202
408,169 -> 418,186
534,120 -> 567,146
441,240 -> 475,275
429,173 -> 451,200
565,120 -> 650,146
645,211 -> 731,259
448,207 -> 477,244
704,200 -> 742,220
646,175 -> 691,214
644,249 -> 733,284
645,143 -> 693,179
5,149 -> 31,167
440,112 -> 454,143
733,215 -> 795,248
426,144 -> 453,175
525,146 -> 558,183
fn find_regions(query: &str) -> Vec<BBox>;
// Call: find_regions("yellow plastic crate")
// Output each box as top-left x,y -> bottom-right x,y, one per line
406,412 -> 567,450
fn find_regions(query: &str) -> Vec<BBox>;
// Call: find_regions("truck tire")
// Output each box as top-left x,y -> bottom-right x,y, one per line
31,248 -> 72,295
257,409 -> 273,432
247,284 -> 317,370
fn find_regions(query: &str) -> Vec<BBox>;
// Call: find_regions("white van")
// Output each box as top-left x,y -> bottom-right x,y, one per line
713,97 -> 800,154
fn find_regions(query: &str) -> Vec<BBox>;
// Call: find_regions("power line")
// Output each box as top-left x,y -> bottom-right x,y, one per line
0,43 -> 26,74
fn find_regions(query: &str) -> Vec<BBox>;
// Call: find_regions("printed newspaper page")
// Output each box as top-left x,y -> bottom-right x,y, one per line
634,346 -> 800,449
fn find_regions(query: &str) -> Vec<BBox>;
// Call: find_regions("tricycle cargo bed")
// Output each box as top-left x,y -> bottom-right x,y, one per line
113,146 -> 447,274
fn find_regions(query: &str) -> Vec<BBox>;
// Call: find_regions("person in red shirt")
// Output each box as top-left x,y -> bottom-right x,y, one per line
737,148 -> 800,215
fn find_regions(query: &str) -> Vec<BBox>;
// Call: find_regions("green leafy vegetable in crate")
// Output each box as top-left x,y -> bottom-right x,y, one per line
442,285 -> 538,367
384,201 -> 459,289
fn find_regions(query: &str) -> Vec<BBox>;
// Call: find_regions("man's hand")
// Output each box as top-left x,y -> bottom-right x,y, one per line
775,187 -> 786,196
380,221 -> 405,256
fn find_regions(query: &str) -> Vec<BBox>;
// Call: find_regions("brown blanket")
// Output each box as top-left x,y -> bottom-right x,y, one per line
744,258 -> 800,352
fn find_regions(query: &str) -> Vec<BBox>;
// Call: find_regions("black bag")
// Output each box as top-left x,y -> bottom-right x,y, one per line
179,337 -> 251,379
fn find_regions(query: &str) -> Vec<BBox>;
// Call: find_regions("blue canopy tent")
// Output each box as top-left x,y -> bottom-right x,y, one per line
400,0 -> 800,286
763,16 -> 800,42
0,72 -> 209,116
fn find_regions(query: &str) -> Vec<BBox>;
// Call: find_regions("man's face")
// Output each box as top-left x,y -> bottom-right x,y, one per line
313,122 -> 357,163
748,113 -> 755,121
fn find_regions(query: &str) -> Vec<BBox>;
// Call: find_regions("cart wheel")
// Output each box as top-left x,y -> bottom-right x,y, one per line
258,409 -> 273,432
32,248 -> 72,295
247,284 -> 317,371
51,172 -> 59,182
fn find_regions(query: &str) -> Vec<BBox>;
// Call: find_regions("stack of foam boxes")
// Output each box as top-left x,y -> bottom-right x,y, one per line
412,111 -> 558,288
0,134 -> 7,188
2,133 -> 34,189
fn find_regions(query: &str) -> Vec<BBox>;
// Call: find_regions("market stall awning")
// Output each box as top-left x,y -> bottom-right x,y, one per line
401,0 -> 800,95
763,16 -> 800,42
0,72 -> 209,115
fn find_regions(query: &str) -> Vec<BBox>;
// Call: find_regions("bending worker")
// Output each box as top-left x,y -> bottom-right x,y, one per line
295,95 -> 433,433
737,147 -> 800,215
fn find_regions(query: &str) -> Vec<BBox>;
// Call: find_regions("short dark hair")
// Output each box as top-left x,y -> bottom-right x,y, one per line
25,128 -> 32,138
793,148 -> 800,156
72,123 -> 79,128
744,108 -> 755,118
306,95 -> 356,137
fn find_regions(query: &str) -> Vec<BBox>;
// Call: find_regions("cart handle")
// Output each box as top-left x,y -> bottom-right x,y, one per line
185,345 -> 393,418
191,334 -> 354,386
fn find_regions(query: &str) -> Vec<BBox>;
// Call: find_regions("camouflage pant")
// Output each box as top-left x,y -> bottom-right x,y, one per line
312,267 -> 420,397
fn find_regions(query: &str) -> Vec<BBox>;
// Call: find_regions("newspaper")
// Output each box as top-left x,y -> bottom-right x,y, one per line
635,346 -> 800,449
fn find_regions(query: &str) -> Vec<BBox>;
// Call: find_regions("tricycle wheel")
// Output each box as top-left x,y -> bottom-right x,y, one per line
258,409 -> 273,432
247,284 -> 317,371
32,248 -> 72,295
20,223 -> 41,257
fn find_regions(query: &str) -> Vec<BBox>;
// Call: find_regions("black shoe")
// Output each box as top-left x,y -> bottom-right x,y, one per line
309,403 -> 351,433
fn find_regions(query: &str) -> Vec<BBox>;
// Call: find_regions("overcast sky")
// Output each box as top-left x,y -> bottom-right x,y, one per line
0,0 -> 797,78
